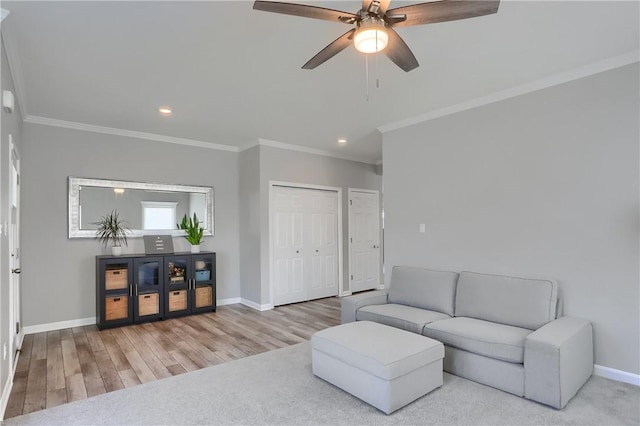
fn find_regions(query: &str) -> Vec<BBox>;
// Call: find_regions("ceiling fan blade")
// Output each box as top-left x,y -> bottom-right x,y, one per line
302,29 -> 356,70
383,27 -> 419,72
253,1 -> 359,24
387,0 -> 500,27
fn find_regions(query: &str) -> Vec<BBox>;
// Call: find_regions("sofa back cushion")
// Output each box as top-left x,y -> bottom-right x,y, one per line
387,266 -> 459,316
455,271 -> 557,330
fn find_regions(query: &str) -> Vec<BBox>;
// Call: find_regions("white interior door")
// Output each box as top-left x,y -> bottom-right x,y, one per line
9,137 -> 22,362
307,190 -> 338,301
349,189 -> 381,293
272,186 -> 339,306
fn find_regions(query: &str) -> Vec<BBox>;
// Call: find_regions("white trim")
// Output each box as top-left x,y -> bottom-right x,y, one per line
594,365 -> 640,386
268,181 -> 343,308
217,297 -> 241,306
22,317 -> 96,335
341,291 -> 352,297
24,115 -> 239,152
0,374 -> 13,420
1,8 -> 9,22
20,118 -> 379,164
378,50 -> 640,133
240,298 -> 274,312
255,138 -> 377,165
238,140 -> 260,152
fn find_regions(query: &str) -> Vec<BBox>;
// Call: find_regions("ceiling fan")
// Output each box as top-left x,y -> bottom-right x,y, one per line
253,0 -> 500,72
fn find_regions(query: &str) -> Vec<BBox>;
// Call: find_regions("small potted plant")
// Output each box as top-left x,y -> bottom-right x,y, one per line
93,210 -> 131,256
177,212 -> 204,253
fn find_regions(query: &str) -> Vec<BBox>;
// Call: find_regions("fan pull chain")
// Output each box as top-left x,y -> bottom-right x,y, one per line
365,54 -> 370,102
376,52 -> 380,89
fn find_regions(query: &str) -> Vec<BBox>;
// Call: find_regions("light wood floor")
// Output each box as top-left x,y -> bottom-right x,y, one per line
4,297 -> 341,419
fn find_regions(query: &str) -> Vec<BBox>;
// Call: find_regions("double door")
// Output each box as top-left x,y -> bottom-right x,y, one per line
272,186 -> 339,306
164,253 -> 216,318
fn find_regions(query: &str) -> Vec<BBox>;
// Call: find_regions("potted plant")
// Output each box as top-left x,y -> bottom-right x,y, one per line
93,210 -> 131,256
177,212 -> 204,253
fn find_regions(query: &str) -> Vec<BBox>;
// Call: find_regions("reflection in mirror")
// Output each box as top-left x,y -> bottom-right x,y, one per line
69,177 -> 214,238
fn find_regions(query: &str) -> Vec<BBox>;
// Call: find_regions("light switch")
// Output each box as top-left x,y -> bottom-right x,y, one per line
419,224 -> 426,233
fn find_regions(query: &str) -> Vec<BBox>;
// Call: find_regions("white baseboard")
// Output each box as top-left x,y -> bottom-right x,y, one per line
23,317 -> 96,335
340,291 -> 352,297
594,364 -> 640,386
240,298 -> 274,311
0,374 -> 13,420
217,297 -> 241,306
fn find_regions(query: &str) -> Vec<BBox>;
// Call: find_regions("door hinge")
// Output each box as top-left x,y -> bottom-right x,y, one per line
350,237 -> 352,243
349,199 -> 352,205
350,275 -> 353,280
15,322 -> 20,334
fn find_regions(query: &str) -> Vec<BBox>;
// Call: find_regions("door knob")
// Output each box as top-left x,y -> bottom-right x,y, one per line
11,268 -> 21,274
296,250 -> 299,253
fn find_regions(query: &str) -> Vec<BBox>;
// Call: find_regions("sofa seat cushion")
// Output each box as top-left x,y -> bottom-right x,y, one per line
423,317 -> 532,363
357,304 -> 451,334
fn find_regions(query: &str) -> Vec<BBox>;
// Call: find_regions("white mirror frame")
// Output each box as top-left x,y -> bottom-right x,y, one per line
68,176 -> 214,239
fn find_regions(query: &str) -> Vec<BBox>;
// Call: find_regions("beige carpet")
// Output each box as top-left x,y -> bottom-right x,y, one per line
4,341 -> 639,425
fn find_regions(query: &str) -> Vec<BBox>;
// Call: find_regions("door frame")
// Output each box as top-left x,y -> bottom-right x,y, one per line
8,135 -> 24,370
347,188 -> 383,296
268,181 -> 344,307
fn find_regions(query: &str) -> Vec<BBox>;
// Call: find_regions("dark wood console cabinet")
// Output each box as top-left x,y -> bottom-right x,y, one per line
96,252 -> 216,329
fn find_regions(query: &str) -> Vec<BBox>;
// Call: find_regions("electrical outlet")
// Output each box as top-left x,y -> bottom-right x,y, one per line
419,224 -> 426,233
3,342 -> 7,361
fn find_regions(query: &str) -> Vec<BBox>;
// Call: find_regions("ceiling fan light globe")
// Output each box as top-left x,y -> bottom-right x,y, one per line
354,28 -> 388,53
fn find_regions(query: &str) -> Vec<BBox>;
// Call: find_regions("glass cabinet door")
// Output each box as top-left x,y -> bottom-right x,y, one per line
164,255 -> 190,317
98,258 -> 133,328
192,253 -> 216,313
133,257 -> 163,322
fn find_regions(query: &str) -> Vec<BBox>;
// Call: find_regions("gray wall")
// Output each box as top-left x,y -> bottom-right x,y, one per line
238,146 -> 261,303
1,34 -> 24,406
20,123 -> 241,326
382,64 -> 639,374
258,145 -> 382,305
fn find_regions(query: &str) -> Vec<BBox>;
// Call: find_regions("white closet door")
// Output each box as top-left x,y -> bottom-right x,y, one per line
307,190 -> 339,301
349,190 -> 381,293
272,186 -> 339,306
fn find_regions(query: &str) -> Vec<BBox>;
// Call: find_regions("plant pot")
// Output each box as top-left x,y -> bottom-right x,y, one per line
190,244 -> 200,253
111,246 -> 123,256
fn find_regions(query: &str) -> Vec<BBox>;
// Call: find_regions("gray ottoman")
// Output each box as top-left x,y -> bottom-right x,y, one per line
311,321 -> 444,414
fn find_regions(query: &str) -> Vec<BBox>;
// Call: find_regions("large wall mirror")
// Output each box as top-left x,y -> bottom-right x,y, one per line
68,177 -> 214,238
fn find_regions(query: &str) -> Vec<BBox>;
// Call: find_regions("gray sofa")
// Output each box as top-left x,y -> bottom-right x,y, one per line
342,266 -> 594,409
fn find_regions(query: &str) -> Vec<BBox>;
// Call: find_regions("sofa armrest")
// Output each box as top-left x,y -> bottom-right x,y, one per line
341,290 -> 388,324
524,316 -> 593,409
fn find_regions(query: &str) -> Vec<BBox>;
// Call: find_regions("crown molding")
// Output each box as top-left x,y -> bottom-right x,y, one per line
24,115 -> 240,152
254,138 -> 377,165
378,50 -> 640,134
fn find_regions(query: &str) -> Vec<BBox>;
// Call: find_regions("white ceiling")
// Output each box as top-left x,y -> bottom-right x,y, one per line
2,1 -> 638,164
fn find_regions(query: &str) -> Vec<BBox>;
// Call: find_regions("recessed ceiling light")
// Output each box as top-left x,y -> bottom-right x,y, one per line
338,138 -> 347,144
158,107 -> 173,116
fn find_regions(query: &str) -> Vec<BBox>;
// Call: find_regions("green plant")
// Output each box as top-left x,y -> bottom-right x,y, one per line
93,210 -> 131,247
177,212 -> 204,245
